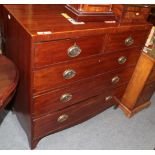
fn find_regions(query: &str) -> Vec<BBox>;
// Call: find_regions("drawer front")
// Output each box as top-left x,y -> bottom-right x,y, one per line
125,6 -> 150,13
135,81 -> 155,108
33,85 -> 126,138
33,67 -> 134,117
33,49 -> 140,93
105,30 -> 149,52
34,35 -> 105,68
122,12 -> 149,23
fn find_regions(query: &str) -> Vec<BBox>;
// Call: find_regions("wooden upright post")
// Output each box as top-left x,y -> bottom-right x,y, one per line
119,52 -> 155,117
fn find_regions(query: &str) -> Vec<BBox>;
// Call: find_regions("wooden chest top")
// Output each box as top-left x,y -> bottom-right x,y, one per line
3,4 -> 152,42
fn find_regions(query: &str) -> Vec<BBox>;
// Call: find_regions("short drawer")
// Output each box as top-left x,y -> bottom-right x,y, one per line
33,66 -> 134,117
113,5 -> 150,24
34,35 -> 105,68
105,30 -> 149,52
33,48 -> 141,93
113,4 -> 150,13
33,85 -> 126,139
122,12 -> 149,23
125,6 -> 150,13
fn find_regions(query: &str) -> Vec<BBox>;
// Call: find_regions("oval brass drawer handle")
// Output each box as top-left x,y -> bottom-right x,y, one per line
57,114 -> 69,123
111,76 -> 120,84
118,56 -> 127,64
63,69 -> 76,79
105,96 -> 113,102
67,45 -> 81,58
125,37 -> 134,46
60,93 -> 72,103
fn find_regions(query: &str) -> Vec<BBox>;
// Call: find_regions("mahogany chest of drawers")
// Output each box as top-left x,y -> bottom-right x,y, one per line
0,4 -> 153,149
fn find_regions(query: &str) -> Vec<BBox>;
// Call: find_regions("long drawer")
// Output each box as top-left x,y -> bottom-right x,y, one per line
34,35 -> 105,68
33,48 -> 141,93
33,84 -> 126,139
33,66 -> 134,117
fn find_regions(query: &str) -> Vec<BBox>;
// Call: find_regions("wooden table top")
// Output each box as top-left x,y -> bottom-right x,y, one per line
0,55 -> 18,110
3,4 -> 152,42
